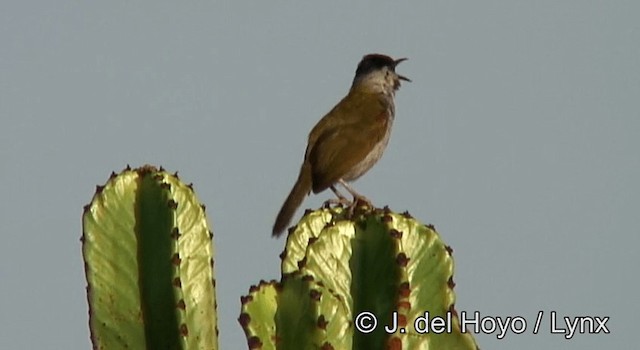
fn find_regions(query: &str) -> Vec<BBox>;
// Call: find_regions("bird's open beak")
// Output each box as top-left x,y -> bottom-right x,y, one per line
394,58 -> 411,82
394,57 -> 408,65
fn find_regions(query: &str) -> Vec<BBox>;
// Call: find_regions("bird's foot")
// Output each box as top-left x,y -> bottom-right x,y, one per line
343,194 -> 373,218
351,194 -> 372,208
322,196 -> 351,209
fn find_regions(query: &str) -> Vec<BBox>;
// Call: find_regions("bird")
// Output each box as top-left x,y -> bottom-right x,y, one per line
272,53 -> 410,236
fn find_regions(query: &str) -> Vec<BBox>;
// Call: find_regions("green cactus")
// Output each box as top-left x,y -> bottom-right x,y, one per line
82,165 -> 218,350
239,204 -> 478,350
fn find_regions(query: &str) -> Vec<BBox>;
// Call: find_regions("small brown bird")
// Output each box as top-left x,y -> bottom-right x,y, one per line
272,54 -> 410,236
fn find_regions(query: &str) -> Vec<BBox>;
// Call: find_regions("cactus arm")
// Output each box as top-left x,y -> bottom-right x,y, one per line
241,205 -> 479,350
82,166 -> 217,349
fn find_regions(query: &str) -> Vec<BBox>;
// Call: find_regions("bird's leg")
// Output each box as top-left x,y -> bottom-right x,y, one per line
323,185 -> 351,207
338,179 -> 372,206
330,185 -> 349,201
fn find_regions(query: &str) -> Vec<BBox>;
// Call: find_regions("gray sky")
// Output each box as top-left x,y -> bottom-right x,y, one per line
1,1 -> 638,349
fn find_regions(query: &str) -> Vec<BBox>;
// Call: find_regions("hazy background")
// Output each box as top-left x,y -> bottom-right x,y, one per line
1,1 -> 638,349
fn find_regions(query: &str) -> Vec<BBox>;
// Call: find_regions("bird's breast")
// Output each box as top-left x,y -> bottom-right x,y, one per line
342,106 -> 394,181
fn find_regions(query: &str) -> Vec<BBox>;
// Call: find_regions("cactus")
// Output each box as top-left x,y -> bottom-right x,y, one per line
82,165 -> 218,350
239,204 -> 478,350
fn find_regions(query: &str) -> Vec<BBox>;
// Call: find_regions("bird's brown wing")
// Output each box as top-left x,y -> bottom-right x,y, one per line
308,94 -> 391,194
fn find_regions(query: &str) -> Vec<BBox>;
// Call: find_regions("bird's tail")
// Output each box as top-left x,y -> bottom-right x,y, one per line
272,163 -> 312,237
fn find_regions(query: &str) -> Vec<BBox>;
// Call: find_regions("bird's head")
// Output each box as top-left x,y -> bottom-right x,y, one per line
352,54 -> 410,93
